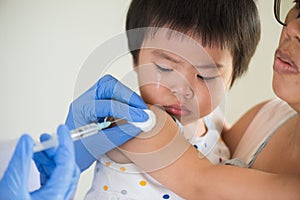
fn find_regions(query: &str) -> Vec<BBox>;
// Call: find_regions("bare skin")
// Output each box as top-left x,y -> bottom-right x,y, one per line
224,102 -> 300,175
106,102 -> 300,199
107,102 -> 299,200
108,3 -> 300,199
107,104 -> 190,172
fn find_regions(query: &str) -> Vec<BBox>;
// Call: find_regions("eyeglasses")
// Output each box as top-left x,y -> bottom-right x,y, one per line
274,0 -> 300,26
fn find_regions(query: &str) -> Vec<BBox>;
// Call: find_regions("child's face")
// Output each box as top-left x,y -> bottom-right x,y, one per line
134,29 -> 233,124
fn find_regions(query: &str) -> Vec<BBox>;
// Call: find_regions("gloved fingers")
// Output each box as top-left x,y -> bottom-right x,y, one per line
96,74 -> 147,109
54,125 -> 75,166
33,133 -> 56,169
32,149 -> 50,186
101,123 -> 143,145
39,133 -> 57,156
65,74 -> 148,171
48,125 -> 79,198
10,134 -> 34,165
94,99 -> 149,122
32,151 -> 54,185
63,165 -> 80,200
31,125 -> 80,199
33,133 -> 56,185
46,126 -> 77,189
31,165 -> 80,200
79,123 -> 142,160
66,75 -> 148,128
71,99 -> 149,128
2,135 -> 33,194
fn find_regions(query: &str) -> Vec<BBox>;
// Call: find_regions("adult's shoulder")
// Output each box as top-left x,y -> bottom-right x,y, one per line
222,100 -> 271,155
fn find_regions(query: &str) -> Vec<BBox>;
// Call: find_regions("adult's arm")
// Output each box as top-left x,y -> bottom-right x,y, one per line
118,105 -> 300,200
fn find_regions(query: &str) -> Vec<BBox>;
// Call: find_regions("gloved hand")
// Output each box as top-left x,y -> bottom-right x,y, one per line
0,125 -> 80,200
66,74 -> 148,171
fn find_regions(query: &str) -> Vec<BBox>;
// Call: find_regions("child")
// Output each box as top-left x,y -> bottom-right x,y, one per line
85,0 -> 261,199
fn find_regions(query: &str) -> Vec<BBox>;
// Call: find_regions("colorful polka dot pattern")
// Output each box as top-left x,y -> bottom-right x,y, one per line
120,167 -> 126,172
97,122 -> 229,199
139,180 -> 147,186
121,190 -> 127,195
191,134 -> 228,164
103,185 -> 108,191
102,179 -> 172,199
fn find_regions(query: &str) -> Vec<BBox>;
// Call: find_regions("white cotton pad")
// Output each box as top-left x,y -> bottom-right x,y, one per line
129,109 -> 156,132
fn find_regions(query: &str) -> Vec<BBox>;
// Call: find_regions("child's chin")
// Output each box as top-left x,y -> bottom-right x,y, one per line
174,115 -> 198,125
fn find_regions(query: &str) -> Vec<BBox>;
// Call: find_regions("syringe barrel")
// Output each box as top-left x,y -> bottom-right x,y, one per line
70,123 -> 99,140
33,123 -> 99,153
33,137 -> 58,153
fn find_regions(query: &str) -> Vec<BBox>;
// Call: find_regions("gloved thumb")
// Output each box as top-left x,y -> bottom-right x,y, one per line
0,134 -> 34,199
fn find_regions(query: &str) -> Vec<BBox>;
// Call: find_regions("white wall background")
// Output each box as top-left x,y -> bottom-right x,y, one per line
0,1 -> 281,199
226,1 -> 281,123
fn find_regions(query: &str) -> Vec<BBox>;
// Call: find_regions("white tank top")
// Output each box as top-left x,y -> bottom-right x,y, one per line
231,98 -> 296,167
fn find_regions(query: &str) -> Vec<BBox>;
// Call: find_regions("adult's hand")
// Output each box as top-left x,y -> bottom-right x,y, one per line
65,74 -> 148,171
0,125 -> 80,200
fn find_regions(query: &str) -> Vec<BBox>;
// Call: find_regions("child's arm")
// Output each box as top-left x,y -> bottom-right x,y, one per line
111,104 -> 185,169
106,104 -> 170,164
118,105 -> 300,200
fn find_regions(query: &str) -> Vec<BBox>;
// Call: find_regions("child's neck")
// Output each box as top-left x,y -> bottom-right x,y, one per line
183,118 -> 207,140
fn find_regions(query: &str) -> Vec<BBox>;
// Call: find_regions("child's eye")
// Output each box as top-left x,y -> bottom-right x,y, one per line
197,74 -> 218,81
155,64 -> 173,72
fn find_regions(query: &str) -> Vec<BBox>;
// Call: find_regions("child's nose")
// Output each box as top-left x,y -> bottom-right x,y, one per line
171,82 -> 194,100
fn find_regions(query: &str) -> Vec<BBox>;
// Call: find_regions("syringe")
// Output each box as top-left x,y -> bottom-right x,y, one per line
33,109 -> 157,153
33,118 -> 123,153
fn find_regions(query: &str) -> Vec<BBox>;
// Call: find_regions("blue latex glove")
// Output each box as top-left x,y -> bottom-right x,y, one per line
0,125 -> 80,200
66,74 -> 148,171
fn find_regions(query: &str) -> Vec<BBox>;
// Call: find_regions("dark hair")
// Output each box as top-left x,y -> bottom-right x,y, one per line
126,0 -> 261,87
